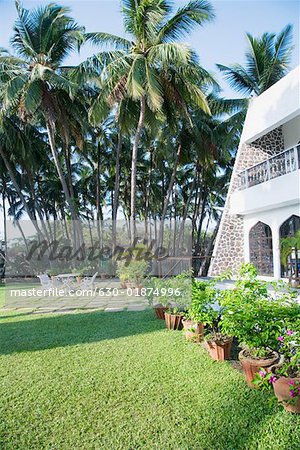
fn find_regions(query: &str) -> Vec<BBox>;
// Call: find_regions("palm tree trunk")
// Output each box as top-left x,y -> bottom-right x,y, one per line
130,95 -> 146,244
158,144 -> 181,248
112,129 -> 122,250
0,145 -> 43,239
45,118 -> 83,250
199,215 -> 221,277
95,136 -> 102,249
178,174 -> 197,251
2,189 -> 7,256
6,195 -> 29,251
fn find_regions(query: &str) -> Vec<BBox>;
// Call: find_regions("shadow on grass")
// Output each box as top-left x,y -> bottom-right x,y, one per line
0,309 -> 165,355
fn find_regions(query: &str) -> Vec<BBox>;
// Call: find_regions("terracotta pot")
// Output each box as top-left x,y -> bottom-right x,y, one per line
125,282 -> 144,295
182,320 -> 204,342
165,312 -> 183,330
154,305 -> 167,320
205,337 -> 233,361
272,374 -> 300,413
239,349 -> 279,388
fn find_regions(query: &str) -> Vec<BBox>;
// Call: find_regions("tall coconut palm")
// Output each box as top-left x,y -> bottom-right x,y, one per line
84,0 -> 215,242
0,2 -> 85,247
217,25 -> 293,96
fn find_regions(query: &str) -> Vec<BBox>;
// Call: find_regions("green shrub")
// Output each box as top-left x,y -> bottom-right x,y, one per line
220,263 -> 300,358
185,279 -> 219,325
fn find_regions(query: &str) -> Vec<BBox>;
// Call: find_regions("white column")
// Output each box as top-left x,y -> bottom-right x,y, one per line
272,226 -> 281,279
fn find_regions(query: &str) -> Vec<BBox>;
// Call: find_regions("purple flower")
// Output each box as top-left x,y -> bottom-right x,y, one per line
259,369 -> 267,377
289,380 -> 296,386
269,375 -> 277,384
278,336 -> 284,342
289,390 -> 297,398
286,330 -> 294,336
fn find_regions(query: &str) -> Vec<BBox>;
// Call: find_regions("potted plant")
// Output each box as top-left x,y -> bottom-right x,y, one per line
116,259 -> 149,293
254,328 -> 300,413
145,277 -> 170,319
164,272 -> 192,330
219,264 -> 299,386
183,280 -> 216,343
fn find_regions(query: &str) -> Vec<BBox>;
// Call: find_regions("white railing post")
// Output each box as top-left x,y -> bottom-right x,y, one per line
266,158 -> 270,181
295,146 -> 299,170
284,149 -> 288,174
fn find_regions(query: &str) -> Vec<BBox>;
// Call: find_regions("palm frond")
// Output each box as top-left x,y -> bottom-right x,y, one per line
217,63 -> 258,95
157,0 -> 215,42
85,32 -> 132,50
148,42 -> 192,66
125,55 -> 146,100
145,63 -> 163,111
23,79 -> 43,114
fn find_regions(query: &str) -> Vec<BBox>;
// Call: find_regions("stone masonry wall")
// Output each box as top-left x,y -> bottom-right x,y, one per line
209,127 -> 284,276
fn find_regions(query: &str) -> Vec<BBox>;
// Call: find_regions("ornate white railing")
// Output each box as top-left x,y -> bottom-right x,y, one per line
239,145 -> 300,190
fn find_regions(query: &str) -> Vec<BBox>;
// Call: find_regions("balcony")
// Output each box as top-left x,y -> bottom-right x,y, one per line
239,145 -> 300,190
230,145 -> 300,215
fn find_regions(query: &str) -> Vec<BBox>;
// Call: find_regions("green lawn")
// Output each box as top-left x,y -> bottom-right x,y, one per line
0,309 -> 299,450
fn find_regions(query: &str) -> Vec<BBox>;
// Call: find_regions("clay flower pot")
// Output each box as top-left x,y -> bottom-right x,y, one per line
272,375 -> 300,413
239,349 -> 279,388
154,305 -> 167,320
205,337 -> 233,361
165,312 -> 183,330
125,283 -> 144,295
182,320 -> 204,342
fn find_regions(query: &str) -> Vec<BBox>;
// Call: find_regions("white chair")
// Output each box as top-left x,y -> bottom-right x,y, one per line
37,274 -> 54,289
77,272 -> 98,291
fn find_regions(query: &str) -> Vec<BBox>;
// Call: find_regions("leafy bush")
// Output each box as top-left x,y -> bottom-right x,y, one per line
145,271 -> 192,312
116,244 -> 151,284
185,279 -> 219,324
116,259 -> 149,285
220,263 -> 300,358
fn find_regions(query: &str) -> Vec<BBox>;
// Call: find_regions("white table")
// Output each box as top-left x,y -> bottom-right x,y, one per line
54,273 -> 80,291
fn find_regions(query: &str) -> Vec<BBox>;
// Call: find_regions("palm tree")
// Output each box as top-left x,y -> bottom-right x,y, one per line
217,25 -> 293,96
84,0 -> 215,241
0,2 -> 85,247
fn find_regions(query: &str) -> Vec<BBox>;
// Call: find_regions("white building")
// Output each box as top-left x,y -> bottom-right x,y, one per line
209,66 -> 300,279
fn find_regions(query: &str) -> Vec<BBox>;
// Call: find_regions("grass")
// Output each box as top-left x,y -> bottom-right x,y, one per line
0,309 -> 300,450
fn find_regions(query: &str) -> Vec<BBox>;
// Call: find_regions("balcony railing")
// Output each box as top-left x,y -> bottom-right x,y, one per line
239,145 -> 300,190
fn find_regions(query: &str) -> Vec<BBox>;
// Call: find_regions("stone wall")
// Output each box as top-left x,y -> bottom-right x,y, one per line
209,127 -> 284,276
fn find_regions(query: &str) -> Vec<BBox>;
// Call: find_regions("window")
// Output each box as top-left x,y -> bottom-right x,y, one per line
249,222 -> 273,276
280,215 -> 300,278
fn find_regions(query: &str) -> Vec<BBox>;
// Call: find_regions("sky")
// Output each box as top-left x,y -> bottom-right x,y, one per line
0,0 -> 299,238
0,0 -> 299,98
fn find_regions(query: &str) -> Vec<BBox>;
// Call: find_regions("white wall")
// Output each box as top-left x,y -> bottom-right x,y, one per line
243,205 -> 300,279
241,66 -> 300,144
283,116 -> 300,149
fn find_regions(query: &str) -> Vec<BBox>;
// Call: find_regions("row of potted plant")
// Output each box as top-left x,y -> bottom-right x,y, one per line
148,264 -> 300,413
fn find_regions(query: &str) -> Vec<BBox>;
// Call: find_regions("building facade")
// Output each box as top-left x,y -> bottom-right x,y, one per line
209,66 -> 300,279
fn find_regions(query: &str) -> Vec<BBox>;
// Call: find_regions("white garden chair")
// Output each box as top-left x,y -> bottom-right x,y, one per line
37,274 -> 66,291
76,272 -> 98,291
37,274 -> 55,289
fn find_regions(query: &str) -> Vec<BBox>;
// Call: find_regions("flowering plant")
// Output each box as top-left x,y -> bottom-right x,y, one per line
275,329 -> 300,378
253,329 -> 300,403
